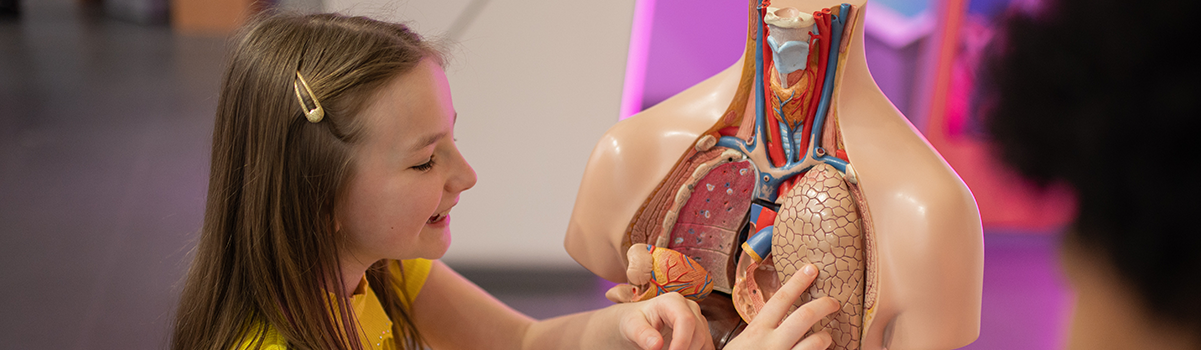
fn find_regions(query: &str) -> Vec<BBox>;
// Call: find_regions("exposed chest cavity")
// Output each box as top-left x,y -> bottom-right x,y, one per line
617,3 -> 875,349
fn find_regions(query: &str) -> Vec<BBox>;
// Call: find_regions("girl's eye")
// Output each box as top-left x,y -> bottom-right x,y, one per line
412,156 -> 436,171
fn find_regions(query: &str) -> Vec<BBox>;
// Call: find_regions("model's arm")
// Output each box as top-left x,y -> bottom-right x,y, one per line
868,180 -> 984,350
411,260 -> 712,350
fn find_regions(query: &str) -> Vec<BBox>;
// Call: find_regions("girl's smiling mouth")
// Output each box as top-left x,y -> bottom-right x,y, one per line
427,208 -> 451,226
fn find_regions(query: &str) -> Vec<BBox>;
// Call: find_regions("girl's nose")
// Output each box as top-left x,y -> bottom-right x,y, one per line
447,149 -> 477,193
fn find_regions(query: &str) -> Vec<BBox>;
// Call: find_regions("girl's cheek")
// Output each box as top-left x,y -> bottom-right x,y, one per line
405,178 -> 443,212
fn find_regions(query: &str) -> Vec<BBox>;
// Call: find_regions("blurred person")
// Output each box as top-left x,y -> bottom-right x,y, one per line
0,0 -> 17,18
984,0 -> 1201,348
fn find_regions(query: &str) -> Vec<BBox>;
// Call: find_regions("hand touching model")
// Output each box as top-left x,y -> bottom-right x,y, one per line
724,264 -> 838,350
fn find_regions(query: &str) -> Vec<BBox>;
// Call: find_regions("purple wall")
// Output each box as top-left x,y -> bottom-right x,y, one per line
639,0 -> 919,120
640,0 -> 748,109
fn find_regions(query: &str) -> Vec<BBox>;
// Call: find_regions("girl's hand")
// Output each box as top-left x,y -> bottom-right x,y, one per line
618,292 -> 714,350
724,264 -> 840,350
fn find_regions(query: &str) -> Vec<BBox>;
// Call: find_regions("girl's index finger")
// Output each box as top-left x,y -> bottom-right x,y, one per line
754,264 -> 819,325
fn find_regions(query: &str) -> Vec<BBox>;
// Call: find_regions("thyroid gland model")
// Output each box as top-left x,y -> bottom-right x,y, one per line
565,1 -> 984,349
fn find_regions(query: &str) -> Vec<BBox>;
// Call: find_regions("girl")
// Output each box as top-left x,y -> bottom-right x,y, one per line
170,13 -> 837,350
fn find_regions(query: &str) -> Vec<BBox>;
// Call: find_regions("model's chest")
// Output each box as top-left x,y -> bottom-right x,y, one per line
617,4 -> 877,349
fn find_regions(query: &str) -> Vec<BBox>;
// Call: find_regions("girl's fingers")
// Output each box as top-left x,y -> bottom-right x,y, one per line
685,311 -> 704,350
756,264 -> 820,325
620,310 -> 664,350
689,314 -> 712,350
778,297 -> 839,341
651,294 -> 698,350
697,324 -> 714,350
719,264 -> 841,350
683,299 -> 713,350
790,331 -> 833,350
665,310 -> 696,350
688,329 -> 706,350
687,299 -> 703,319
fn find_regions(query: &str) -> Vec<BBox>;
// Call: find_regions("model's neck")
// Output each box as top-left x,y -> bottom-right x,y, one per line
714,0 -> 874,141
761,3 -> 856,125
740,1 -> 871,98
739,2 -> 863,168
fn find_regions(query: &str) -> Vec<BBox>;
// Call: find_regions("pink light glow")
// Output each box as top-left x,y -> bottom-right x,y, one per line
619,0 -> 657,120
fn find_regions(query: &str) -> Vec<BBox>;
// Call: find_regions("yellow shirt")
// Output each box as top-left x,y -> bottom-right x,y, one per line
236,259 -> 432,350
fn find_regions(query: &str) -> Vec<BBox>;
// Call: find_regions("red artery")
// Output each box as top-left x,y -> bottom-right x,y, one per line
835,149 -> 849,162
808,10 -> 832,125
766,113 -> 786,166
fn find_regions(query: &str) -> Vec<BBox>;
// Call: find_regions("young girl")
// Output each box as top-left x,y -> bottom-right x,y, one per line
170,13 -> 837,350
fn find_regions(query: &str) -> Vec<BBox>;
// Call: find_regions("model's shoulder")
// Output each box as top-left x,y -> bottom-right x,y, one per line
843,119 -> 977,225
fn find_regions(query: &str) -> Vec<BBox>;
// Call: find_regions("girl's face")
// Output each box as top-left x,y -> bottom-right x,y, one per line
337,59 -> 477,268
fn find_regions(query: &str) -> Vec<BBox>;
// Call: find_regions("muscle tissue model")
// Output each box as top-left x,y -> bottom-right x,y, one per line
566,1 -> 985,349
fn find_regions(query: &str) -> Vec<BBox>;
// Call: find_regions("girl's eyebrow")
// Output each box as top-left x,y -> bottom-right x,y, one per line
409,112 -> 456,151
411,131 -> 446,152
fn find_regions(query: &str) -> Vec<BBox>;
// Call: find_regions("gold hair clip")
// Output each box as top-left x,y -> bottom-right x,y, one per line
293,71 -> 325,123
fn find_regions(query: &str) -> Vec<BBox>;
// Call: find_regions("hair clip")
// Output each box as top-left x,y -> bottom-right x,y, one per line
293,71 -> 325,123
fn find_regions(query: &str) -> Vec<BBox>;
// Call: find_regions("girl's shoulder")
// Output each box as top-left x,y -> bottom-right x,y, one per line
228,258 -> 432,350
232,322 -> 287,350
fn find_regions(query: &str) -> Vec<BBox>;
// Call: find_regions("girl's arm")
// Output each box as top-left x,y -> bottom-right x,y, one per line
411,261 -> 837,350
411,260 -> 710,350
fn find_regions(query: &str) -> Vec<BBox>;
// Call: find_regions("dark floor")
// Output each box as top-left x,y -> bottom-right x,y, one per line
0,2 -> 1070,349
1,2 -> 220,350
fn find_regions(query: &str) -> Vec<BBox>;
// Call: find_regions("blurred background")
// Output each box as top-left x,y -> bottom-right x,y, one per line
0,0 -> 1073,348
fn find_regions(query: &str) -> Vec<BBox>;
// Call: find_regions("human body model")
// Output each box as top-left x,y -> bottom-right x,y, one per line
171,13 -> 842,350
566,1 -> 983,349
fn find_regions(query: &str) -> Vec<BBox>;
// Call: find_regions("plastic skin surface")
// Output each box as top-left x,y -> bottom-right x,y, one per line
564,1 -> 983,349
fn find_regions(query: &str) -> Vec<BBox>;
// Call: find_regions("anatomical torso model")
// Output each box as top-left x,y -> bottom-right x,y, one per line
565,1 -> 983,349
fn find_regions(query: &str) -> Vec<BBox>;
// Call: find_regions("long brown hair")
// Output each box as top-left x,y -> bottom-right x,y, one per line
171,13 -> 441,350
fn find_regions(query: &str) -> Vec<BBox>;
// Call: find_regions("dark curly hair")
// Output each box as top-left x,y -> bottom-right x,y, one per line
983,0 -> 1200,335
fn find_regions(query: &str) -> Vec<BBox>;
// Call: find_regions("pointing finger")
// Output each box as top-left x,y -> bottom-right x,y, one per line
778,297 -> 839,341
791,330 -> 833,350
756,264 -> 819,325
